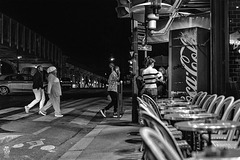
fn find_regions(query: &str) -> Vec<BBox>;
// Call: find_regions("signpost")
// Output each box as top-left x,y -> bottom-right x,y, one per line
138,44 -> 152,51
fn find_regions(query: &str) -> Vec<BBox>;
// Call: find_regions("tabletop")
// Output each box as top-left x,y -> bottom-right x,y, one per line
161,108 -> 206,114
164,113 -> 218,121
193,147 -> 240,160
174,120 -> 240,132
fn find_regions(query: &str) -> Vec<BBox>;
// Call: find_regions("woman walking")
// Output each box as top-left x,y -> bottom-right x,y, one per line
39,66 -> 63,117
25,65 -> 45,114
100,65 -> 120,118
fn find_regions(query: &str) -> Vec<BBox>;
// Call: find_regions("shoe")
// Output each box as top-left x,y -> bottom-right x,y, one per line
55,114 -> 63,117
25,106 -> 29,113
113,113 -> 118,118
100,109 -> 106,118
39,110 -> 46,116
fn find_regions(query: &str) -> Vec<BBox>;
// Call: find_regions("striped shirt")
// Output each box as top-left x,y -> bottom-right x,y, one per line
142,66 -> 161,89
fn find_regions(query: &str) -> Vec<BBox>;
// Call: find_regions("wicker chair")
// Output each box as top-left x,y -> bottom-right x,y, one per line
207,95 -> 225,113
190,91 -> 203,105
140,127 -> 182,160
202,98 -> 240,144
195,92 -> 207,105
140,110 -> 192,159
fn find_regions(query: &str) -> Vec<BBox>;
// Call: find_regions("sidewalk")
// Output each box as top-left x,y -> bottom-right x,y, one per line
58,98 -> 143,160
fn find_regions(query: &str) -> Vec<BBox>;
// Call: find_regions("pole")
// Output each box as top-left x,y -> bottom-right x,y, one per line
144,50 -> 147,58
0,59 -> 2,75
131,19 -> 139,123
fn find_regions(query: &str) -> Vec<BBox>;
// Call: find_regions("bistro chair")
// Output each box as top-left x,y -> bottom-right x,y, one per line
190,91 -> 203,105
137,97 -> 182,153
207,95 -> 225,114
214,96 -> 235,120
140,95 -> 183,135
201,94 -> 217,111
137,97 -> 182,137
198,94 -> 211,109
142,94 -> 163,119
140,110 -> 192,159
195,92 -> 207,106
210,105 -> 240,149
140,127 -> 182,160
137,96 -> 158,121
201,99 -> 240,146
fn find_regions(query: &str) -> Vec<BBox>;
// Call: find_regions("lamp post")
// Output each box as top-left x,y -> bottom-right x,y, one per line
17,56 -> 22,74
0,59 -> 2,75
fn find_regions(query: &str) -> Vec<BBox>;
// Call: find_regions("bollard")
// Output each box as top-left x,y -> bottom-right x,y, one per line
117,81 -> 123,117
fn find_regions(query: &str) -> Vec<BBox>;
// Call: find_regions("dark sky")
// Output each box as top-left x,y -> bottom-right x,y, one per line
0,0 -> 132,76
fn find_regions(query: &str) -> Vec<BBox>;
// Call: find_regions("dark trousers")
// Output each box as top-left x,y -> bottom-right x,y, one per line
105,91 -> 118,113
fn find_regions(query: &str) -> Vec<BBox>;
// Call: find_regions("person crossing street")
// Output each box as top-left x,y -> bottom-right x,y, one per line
100,65 -> 120,118
39,66 -> 63,117
24,65 -> 46,114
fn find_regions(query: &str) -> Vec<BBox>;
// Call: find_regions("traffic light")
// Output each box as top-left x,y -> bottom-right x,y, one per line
128,58 -> 137,75
115,0 -> 131,18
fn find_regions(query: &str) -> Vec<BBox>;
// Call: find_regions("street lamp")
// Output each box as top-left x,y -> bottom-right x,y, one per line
110,57 -> 115,62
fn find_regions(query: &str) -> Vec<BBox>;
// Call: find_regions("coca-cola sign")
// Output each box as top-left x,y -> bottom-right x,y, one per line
171,27 -> 209,100
179,29 -> 198,101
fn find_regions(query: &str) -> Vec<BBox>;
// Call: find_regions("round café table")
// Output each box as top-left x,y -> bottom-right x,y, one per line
193,147 -> 240,160
158,103 -> 200,110
167,101 -> 191,106
175,120 -> 240,147
164,113 -> 218,121
164,113 -> 218,151
161,108 -> 206,115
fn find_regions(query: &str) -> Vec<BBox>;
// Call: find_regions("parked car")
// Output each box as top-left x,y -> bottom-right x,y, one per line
0,73 -> 47,96
60,77 -> 73,89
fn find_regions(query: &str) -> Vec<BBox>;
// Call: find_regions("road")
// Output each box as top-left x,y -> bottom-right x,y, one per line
0,88 -> 132,160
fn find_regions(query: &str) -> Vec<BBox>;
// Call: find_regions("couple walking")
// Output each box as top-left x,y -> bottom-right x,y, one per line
24,65 -> 63,117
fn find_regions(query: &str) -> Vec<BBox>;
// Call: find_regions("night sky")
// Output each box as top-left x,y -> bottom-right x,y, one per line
0,0 -> 132,76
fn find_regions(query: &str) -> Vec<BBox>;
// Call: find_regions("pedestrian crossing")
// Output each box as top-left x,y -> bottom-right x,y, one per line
0,97 -> 109,123
70,108 -> 101,125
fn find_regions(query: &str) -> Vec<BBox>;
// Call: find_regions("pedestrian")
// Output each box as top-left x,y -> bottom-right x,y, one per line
100,65 -> 120,118
142,57 -> 161,101
136,68 -> 145,96
157,66 -> 168,97
25,65 -> 46,114
39,66 -> 63,117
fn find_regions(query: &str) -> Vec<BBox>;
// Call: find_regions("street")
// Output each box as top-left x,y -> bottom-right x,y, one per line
0,88 -> 133,160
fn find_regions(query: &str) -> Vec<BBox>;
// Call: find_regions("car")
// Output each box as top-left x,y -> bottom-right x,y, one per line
0,73 -> 47,96
60,77 -> 73,89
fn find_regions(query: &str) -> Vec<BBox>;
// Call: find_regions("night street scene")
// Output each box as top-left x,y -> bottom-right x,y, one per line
0,0 -> 240,160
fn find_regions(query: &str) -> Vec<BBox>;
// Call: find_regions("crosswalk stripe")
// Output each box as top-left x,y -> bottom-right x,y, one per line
33,108 -> 75,122
33,126 -> 51,135
0,97 -> 104,121
0,107 -> 22,114
70,108 -> 99,125
28,98 -> 91,113
1,112 -> 35,120
60,99 -> 84,106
